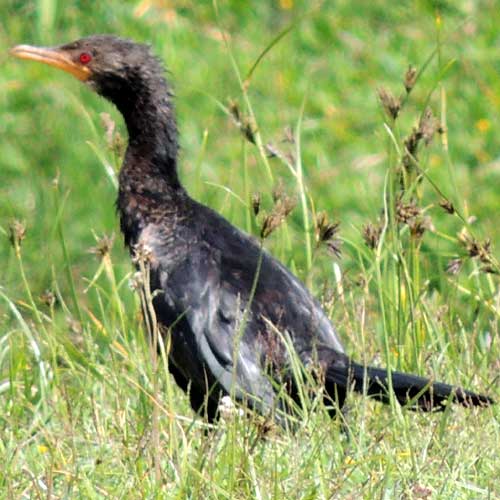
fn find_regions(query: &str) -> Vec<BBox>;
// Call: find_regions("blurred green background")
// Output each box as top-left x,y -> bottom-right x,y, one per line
2,0 -> 499,304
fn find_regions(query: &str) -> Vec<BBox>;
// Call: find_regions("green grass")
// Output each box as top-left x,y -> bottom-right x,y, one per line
1,0 -> 499,497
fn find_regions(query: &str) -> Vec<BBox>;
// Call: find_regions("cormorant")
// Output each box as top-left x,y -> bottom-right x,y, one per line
11,35 -> 493,424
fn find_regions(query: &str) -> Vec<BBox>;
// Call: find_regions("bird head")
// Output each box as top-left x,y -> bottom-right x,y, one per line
10,35 -> 165,102
11,34 -> 179,175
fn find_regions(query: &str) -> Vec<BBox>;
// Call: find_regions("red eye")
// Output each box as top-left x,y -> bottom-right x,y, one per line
79,52 -> 92,64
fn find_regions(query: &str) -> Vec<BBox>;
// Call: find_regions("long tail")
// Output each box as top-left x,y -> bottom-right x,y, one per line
326,358 -> 494,411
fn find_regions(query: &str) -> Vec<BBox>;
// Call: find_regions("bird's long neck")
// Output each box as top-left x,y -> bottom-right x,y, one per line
107,72 -> 187,246
114,75 -> 181,189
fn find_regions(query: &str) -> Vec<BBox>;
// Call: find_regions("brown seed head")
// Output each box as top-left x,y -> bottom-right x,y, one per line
40,289 -> 56,308
132,242 -> 154,264
9,220 -> 26,249
227,98 -> 256,144
242,118 -> 256,144
401,108 -> 438,175
419,107 -> 439,146
260,195 -> 297,239
378,87 -> 401,120
228,98 -> 241,122
404,128 -> 422,158
458,231 -> 493,264
251,192 -> 261,216
316,211 -> 341,258
408,215 -> 433,239
89,233 -> 115,258
404,65 -> 417,93
363,222 -> 382,250
396,198 -> 421,225
439,199 -> 455,214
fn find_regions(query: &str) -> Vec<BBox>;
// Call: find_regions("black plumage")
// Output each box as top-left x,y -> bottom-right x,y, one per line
11,35 -> 493,424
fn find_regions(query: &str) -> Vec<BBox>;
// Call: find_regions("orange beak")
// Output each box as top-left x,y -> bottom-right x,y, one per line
10,44 -> 91,81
